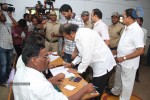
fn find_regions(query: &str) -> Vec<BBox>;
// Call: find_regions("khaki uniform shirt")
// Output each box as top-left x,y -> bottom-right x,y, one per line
44,21 -> 61,42
84,20 -> 93,29
109,22 -> 124,48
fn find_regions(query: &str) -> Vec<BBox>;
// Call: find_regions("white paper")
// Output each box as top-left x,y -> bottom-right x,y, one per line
64,85 -> 76,90
48,54 -> 59,62
50,66 -> 75,78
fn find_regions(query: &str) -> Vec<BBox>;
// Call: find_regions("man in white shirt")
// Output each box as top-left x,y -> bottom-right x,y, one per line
13,34 -> 95,100
106,8 -> 144,100
61,23 -> 116,100
91,9 -> 110,46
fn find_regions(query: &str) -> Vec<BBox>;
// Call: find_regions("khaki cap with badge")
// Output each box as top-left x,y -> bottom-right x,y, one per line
81,11 -> 90,16
50,11 -> 57,16
111,12 -> 120,17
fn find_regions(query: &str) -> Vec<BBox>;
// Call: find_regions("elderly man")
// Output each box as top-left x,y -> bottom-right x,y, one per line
13,34 -> 95,100
61,23 -> 116,100
106,8 -> 144,100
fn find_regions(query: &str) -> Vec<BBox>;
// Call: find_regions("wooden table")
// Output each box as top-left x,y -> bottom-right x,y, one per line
50,57 -> 99,100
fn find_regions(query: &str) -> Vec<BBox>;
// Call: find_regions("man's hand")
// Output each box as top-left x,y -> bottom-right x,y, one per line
63,62 -> 71,68
84,83 -> 96,93
67,68 -> 78,74
48,73 -> 65,85
116,57 -> 124,63
51,32 -> 56,37
7,11 -> 12,17
71,52 -> 77,59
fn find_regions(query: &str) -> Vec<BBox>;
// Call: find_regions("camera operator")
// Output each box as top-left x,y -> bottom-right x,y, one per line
34,1 -> 45,18
0,3 -> 15,23
0,10 -> 17,86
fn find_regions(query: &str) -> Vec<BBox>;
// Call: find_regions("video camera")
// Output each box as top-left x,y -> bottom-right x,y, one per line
0,3 -> 15,12
36,1 -> 45,14
45,0 -> 55,5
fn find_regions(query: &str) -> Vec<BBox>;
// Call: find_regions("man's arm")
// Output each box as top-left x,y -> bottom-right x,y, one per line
68,83 -> 95,100
48,73 -> 65,85
7,12 -> 17,26
116,47 -> 144,63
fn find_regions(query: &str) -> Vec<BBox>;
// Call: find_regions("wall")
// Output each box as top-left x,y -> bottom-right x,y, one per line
1,0 -> 150,53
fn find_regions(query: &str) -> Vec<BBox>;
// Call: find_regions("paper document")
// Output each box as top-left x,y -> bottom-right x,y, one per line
50,66 -> 75,78
64,85 -> 76,90
48,54 -> 59,62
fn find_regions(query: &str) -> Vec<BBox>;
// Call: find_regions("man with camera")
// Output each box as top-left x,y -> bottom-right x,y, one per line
0,3 -> 15,23
0,10 -> 17,86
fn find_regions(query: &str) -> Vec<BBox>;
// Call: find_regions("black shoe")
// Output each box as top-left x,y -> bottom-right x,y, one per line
105,87 -> 119,96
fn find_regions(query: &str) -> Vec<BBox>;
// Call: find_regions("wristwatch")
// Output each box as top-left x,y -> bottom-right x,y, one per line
123,56 -> 127,60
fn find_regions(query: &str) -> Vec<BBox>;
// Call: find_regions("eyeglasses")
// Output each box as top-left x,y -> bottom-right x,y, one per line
36,54 -> 49,59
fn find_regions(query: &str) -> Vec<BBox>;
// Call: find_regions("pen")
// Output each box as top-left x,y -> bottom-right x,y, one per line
93,86 -> 98,89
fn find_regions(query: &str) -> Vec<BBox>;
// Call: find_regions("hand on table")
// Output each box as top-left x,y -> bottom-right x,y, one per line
84,83 -> 96,93
67,68 -> 78,74
48,73 -> 65,85
63,62 -> 71,68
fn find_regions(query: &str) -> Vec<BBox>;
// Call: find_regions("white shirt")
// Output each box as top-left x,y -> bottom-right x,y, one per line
142,27 -> 147,45
72,28 -> 116,77
16,55 -> 25,70
13,66 -> 68,100
117,22 -> 144,69
93,20 -> 110,40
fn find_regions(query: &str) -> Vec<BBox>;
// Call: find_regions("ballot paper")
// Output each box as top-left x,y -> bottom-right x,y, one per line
50,66 -> 75,78
64,85 -> 76,90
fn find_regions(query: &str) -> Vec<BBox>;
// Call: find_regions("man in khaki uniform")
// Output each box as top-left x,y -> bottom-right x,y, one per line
44,11 -> 62,53
106,12 -> 125,89
81,11 -> 93,29
109,12 -> 124,55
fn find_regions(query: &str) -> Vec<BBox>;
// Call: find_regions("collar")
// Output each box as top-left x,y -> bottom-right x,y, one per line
126,21 -> 137,30
25,66 -> 45,78
94,19 -> 102,27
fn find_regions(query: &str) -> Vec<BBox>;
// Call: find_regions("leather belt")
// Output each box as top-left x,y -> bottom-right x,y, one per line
110,46 -> 117,50
46,39 -> 58,43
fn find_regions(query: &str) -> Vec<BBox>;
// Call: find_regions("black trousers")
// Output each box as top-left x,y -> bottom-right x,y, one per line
92,71 -> 110,100
14,45 -> 22,57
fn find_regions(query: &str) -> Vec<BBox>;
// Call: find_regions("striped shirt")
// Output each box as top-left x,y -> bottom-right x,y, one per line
63,14 -> 84,54
0,22 -> 13,49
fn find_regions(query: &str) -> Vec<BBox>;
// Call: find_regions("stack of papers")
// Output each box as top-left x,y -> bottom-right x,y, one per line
50,66 -> 75,78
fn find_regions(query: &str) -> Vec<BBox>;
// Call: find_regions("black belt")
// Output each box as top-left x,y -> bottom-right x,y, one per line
46,39 -> 58,43
45,37 -> 58,43
110,46 -> 117,50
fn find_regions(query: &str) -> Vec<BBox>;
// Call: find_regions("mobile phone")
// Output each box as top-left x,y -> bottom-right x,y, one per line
69,76 -> 75,81
74,77 -> 82,82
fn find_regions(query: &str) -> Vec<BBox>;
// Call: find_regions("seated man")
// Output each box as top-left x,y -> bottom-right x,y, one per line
13,34 -> 95,100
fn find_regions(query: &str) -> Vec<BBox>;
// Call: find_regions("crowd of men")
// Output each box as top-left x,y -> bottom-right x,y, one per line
0,2 -> 148,100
